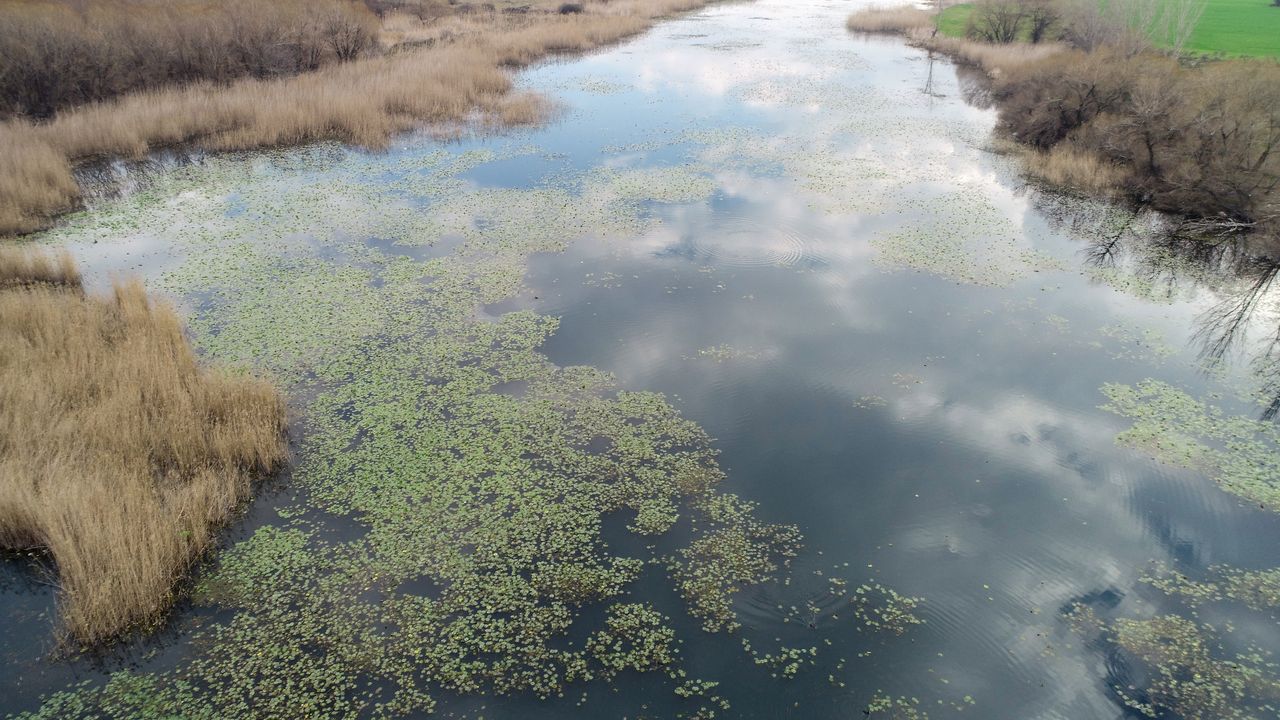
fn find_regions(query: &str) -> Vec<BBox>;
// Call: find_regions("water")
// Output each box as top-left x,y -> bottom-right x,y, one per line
5,0 -> 1280,718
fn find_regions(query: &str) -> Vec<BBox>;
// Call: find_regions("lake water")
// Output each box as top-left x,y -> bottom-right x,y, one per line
5,0 -> 1280,718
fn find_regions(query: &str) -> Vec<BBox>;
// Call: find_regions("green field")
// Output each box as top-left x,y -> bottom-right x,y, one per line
936,0 -> 1280,57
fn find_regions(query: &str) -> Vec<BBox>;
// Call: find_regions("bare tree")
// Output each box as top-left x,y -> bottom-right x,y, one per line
1163,0 -> 1206,55
967,0 -> 1027,43
1024,0 -> 1060,43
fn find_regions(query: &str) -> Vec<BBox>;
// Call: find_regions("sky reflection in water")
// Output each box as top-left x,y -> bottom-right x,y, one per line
4,0 -> 1280,718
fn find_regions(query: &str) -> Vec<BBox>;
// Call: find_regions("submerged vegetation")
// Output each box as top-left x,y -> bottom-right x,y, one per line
0,247 -> 287,644
1144,562 -> 1280,611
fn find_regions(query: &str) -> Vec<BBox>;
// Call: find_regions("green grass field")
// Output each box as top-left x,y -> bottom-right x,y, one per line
936,0 -> 1280,57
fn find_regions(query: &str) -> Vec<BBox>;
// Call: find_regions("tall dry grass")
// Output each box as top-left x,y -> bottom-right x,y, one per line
0,0 -> 379,119
0,0 -> 714,237
845,5 -> 933,33
847,4 -> 1064,75
0,248 -> 287,644
909,28 -> 1065,74
0,245 -> 80,288
1018,143 -> 1126,196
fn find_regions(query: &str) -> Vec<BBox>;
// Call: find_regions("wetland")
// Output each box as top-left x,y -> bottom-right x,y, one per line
4,0 -> 1280,718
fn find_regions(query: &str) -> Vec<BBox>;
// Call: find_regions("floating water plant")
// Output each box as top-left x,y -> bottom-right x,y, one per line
1144,562 -> 1280,612
1101,380 -> 1280,509
15,129 -> 927,717
1068,606 -> 1280,720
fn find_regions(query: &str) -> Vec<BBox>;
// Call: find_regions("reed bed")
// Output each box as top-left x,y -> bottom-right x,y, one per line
908,28 -> 1065,73
1018,143 -> 1125,197
0,0 -> 714,236
845,5 -> 933,33
0,248 -> 287,644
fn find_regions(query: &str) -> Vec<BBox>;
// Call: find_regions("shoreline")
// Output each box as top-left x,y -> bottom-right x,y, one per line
0,0 -> 723,238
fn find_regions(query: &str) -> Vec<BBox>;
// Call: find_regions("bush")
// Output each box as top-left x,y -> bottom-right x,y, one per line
995,49 -> 1280,238
0,0 -> 379,119
967,0 -> 1028,43
992,49 -> 1134,148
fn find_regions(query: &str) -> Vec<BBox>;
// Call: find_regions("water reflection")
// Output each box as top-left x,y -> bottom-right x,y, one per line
4,0 -> 1280,717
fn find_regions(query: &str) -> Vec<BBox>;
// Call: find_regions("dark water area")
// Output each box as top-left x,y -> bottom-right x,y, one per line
5,0 -> 1280,718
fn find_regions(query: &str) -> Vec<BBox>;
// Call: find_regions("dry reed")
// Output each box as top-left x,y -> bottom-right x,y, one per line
0,0 -> 715,236
909,28 -> 1065,74
1019,143 -> 1126,196
846,4 -> 1064,75
0,245 -> 80,288
845,5 -> 933,33
0,249 -> 287,644
0,0 -> 378,118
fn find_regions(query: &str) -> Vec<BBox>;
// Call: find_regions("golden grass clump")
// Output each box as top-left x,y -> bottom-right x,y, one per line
845,4 -> 933,33
0,0 -> 715,236
0,249 -> 287,644
909,28 -> 1064,74
1020,143 -> 1126,196
0,245 -> 80,289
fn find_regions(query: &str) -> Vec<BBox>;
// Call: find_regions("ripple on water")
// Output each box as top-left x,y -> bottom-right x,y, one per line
684,214 -> 822,269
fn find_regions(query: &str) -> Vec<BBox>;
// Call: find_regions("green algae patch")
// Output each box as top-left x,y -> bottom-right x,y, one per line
1068,606 -> 1280,720
1100,380 -> 1280,509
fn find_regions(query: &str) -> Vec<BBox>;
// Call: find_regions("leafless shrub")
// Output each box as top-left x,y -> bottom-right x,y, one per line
0,0 -> 380,119
0,0 -> 715,236
967,0 -> 1027,43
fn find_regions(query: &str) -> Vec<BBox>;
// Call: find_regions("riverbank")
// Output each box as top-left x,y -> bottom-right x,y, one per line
847,2 -> 1280,255
0,248 -> 287,645
0,0 -> 718,237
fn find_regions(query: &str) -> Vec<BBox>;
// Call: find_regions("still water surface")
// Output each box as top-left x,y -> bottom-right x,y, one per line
4,0 -> 1280,718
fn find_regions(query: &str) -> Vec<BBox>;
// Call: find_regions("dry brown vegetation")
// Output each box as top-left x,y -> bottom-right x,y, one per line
1015,142 -> 1125,196
0,247 -> 287,644
0,0 -> 379,119
994,50 -> 1280,242
847,3 -> 1066,75
0,0 -> 715,237
845,4 -> 932,33
907,27 -> 1064,72
0,244 -> 80,288
850,1 -> 1280,252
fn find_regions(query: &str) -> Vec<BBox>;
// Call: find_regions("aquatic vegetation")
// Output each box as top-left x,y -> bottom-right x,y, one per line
847,583 -> 925,636
750,644 -> 817,679
1100,380 -> 1280,509
864,693 -> 930,719
683,344 -> 762,362
14,122 -> 932,715
1068,606 -> 1280,720
869,191 -> 1063,287
1097,323 -> 1177,364
573,77 -> 631,95
1144,563 -> 1280,612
